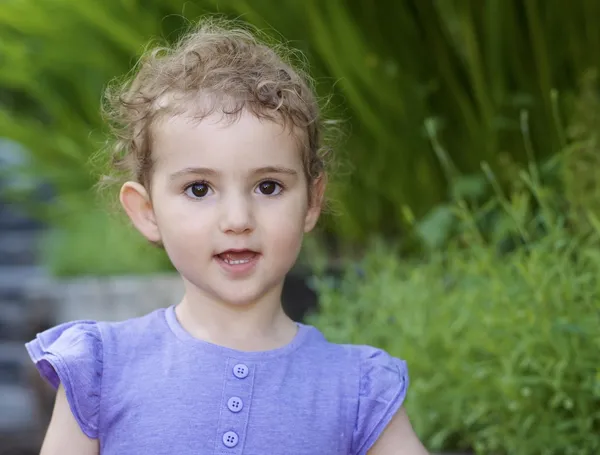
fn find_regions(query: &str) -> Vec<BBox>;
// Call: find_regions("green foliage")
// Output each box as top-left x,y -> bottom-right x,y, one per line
307,175 -> 600,454
222,0 -> 600,242
40,203 -> 172,276
0,0 -> 201,274
563,70 -> 600,235
3,0 -> 600,274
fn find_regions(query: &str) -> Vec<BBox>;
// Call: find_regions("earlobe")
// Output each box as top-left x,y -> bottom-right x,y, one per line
304,175 -> 326,233
119,181 -> 161,243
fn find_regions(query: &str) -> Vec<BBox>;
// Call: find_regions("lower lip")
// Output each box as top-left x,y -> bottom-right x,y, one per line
215,253 -> 260,275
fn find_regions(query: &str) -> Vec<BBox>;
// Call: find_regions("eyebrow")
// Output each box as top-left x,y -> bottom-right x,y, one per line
252,166 -> 298,176
170,166 -> 298,181
169,167 -> 217,181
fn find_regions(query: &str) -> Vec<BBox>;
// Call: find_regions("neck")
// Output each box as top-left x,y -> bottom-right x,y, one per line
175,279 -> 297,351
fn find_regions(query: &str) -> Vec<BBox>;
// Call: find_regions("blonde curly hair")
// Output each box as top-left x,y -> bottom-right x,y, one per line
100,18 -> 330,199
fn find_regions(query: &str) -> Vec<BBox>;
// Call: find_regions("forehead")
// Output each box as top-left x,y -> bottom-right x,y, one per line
151,110 -> 304,172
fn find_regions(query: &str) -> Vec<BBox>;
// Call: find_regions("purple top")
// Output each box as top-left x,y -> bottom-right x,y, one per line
26,305 -> 408,455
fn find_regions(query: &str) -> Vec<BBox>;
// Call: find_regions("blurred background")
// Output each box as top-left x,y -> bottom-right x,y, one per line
0,0 -> 599,454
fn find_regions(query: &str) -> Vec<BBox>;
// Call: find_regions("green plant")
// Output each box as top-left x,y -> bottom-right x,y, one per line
4,1 -> 600,274
563,70 -> 600,236
308,170 -> 600,454
224,0 -> 600,243
0,0 -> 204,274
40,205 -> 172,276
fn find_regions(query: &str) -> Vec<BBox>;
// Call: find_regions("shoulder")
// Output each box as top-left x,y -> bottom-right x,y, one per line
302,326 -> 410,455
302,325 -> 408,385
24,307 -> 168,438
25,307 -> 168,362
98,307 -> 169,348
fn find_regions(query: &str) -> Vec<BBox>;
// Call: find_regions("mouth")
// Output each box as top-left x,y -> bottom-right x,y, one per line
215,249 -> 260,266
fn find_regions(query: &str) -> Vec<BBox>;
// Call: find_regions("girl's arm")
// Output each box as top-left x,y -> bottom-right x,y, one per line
368,407 -> 429,455
40,384 -> 99,455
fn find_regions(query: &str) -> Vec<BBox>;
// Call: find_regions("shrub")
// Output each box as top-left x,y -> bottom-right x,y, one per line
307,176 -> 600,454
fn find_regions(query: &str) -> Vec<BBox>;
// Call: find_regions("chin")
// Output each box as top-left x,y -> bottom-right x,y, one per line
180,268 -> 285,307
214,287 -> 270,306
214,280 -> 283,307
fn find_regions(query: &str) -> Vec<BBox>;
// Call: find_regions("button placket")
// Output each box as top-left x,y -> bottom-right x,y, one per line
215,359 -> 255,453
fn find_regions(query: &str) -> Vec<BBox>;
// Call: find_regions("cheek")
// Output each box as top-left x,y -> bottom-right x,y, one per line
153,204 -> 214,272
262,198 -> 307,247
152,194 -> 212,241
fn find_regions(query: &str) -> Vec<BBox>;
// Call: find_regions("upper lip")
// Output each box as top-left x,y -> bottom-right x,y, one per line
216,248 -> 259,255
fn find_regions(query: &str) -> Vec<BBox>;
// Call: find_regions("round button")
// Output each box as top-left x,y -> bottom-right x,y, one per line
233,363 -> 249,379
222,431 -> 239,448
227,396 -> 243,413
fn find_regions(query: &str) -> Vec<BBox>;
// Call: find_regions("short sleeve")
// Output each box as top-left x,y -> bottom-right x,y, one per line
352,347 -> 409,455
25,321 -> 103,438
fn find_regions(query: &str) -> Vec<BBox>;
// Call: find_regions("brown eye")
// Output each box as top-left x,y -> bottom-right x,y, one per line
257,181 -> 282,196
185,182 -> 211,199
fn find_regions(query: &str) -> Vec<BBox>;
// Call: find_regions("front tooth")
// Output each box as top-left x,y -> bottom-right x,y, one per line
226,258 -> 250,265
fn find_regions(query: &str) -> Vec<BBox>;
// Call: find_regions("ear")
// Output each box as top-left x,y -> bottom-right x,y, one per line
119,181 -> 162,243
304,174 -> 327,233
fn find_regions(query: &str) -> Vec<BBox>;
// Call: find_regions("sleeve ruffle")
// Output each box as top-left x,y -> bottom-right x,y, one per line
25,321 -> 103,438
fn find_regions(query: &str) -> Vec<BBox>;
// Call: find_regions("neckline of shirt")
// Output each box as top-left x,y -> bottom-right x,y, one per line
163,304 -> 314,360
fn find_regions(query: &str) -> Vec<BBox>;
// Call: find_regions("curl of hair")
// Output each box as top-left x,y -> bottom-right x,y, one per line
99,17 -> 334,203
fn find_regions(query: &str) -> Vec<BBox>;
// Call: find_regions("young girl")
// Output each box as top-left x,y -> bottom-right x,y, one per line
26,18 -> 429,455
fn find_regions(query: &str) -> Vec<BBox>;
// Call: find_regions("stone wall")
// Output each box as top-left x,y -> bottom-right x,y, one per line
24,269 -> 317,325
25,273 -> 184,324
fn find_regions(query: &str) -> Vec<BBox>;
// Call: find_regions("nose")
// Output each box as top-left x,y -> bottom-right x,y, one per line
218,193 -> 255,234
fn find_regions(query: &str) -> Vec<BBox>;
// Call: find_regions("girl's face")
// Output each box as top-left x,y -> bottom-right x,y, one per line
120,109 -> 323,307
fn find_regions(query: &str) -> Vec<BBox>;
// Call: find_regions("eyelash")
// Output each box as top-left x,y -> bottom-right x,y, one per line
183,179 -> 285,199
